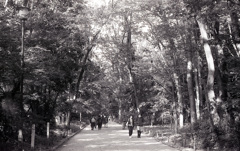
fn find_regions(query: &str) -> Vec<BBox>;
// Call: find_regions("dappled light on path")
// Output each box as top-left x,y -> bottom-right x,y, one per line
56,121 -> 179,151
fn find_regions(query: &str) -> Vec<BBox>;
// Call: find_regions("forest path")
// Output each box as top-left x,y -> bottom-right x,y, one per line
56,121 -> 179,151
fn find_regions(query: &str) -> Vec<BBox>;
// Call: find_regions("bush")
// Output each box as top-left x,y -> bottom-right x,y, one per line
179,120 -> 240,150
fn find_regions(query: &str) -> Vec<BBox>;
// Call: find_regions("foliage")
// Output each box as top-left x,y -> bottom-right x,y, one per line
178,119 -> 240,150
0,0 -> 104,149
1,0 -> 240,150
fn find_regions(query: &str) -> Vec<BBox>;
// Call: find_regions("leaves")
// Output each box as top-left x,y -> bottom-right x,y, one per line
1,1 -> 240,150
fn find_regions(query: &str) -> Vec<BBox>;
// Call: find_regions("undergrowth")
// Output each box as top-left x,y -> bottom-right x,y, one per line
143,120 -> 240,151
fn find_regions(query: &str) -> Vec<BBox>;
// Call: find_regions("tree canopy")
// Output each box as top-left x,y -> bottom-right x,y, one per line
1,0 -> 240,150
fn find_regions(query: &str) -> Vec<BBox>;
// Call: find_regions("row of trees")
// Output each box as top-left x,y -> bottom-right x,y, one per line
94,0 -> 240,150
0,0 -> 109,148
1,0 -> 240,150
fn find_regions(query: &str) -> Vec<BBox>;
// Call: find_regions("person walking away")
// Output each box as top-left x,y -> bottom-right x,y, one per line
122,115 -> 127,130
102,115 -> 106,127
97,115 -> 103,130
137,114 -> 143,138
105,116 -> 109,128
102,115 -> 108,128
126,115 -> 134,138
90,116 -> 96,130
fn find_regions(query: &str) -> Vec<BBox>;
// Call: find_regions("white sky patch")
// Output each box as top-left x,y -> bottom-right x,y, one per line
141,25 -> 150,33
86,0 -> 110,7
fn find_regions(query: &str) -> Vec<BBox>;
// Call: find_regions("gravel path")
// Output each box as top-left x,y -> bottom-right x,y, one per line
56,121 -> 180,151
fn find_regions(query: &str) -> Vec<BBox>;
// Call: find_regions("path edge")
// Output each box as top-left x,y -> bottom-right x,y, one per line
49,124 -> 88,151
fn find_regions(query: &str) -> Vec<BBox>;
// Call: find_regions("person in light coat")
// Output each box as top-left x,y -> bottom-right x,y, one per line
126,115 -> 134,138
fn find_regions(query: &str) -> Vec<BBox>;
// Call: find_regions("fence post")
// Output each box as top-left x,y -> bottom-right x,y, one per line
18,129 -> 23,142
47,122 -> 50,139
31,124 -> 35,149
181,133 -> 183,147
80,112 -> 82,122
18,129 -> 23,150
193,133 -> 196,151
184,133 -> 186,147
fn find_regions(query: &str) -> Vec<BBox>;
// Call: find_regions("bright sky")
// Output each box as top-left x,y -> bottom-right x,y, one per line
86,0 -> 110,7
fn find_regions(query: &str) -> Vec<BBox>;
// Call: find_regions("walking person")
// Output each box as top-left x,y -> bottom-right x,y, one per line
90,116 -> 96,130
137,114 -> 143,138
102,115 -> 108,128
97,115 -> 103,130
105,115 -> 109,128
126,115 -> 134,138
122,116 -> 127,130
122,114 -> 128,130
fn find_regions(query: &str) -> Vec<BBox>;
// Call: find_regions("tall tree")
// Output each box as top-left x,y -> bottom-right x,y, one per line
186,27 -> 197,124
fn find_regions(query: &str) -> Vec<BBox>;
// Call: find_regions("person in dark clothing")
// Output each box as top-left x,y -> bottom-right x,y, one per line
97,115 -> 103,130
126,115 -> 134,138
137,114 -> 143,138
102,115 -> 106,126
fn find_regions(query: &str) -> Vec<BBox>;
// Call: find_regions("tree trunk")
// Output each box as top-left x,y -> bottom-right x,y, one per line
171,64 -> 183,128
125,12 -> 139,111
194,61 -> 201,120
197,18 -> 219,126
230,12 -> 240,55
222,48 -> 235,126
173,101 -> 178,134
172,84 -> 178,134
227,20 -> 240,56
216,20 -> 235,127
170,38 -> 184,128
214,45 -> 225,125
173,72 -> 183,128
186,29 -> 197,124
192,40 -> 201,120
197,52 -> 203,119
75,30 -> 100,97
65,111 -> 71,128
118,99 -> 122,121
187,48 -> 197,124
193,21 -> 203,119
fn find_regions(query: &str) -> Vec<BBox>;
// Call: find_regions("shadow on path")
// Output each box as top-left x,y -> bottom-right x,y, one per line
56,121 -> 179,151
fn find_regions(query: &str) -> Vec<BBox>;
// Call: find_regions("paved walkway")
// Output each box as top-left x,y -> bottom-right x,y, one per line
56,121 -> 179,151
